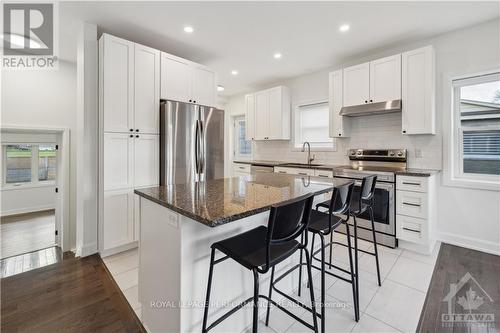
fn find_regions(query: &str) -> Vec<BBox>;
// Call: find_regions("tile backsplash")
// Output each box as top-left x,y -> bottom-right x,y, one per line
253,112 -> 442,170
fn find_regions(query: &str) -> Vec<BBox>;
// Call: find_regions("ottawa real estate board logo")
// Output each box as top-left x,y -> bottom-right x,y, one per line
442,272 -> 495,329
2,2 -> 58,70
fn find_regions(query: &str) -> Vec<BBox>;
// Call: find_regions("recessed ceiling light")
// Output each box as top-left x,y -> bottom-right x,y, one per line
339,24 -> 350,32
273,52 -> 282,59
183,26 -> 194,33
217,85 -> 225,92
231,70 -> 238,75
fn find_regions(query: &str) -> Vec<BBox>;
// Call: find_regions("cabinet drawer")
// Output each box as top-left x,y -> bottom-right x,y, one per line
396,214 -> 427,244
396,190 -> 428,219
397,176 -> 428,193
274,167 -> 315,176
314,169 -> 333,178
233,163 -> 251,173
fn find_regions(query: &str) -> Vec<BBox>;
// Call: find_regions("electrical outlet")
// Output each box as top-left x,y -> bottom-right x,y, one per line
415,149 -> 423,158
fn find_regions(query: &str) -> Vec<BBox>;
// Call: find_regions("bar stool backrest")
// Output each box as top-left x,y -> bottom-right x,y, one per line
329,181 -> 355,216
361,175 -> 377,203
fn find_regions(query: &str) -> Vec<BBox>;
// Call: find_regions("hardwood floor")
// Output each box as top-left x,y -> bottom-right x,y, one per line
1,253 -> 145,333
1,210 -> 56,259
417,243 -> 500,333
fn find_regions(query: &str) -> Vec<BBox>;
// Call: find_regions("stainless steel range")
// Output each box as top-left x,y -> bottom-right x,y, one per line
332,149 -> 407,248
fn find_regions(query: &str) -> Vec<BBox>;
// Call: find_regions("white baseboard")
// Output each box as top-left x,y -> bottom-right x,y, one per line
1,205 -> 55,217
100,241 -> 138,258
77,242 -> 98,257
436,231 -> 500,256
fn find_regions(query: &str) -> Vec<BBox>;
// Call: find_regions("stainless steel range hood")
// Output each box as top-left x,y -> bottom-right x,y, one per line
340,99 -> 402,117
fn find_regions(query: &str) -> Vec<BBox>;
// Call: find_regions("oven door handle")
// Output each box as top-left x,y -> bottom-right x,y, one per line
354,180 -> 394,190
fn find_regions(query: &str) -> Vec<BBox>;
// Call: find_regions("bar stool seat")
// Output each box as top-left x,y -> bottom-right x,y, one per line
308,210 -> 343,234
316,198 -> 370,215
212,226 -> 300,270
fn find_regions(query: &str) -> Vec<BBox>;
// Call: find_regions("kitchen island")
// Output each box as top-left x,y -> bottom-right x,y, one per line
135,173 -> 350,333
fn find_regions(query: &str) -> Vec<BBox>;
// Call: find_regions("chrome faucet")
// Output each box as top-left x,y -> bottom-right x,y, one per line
302,142 -> 315,165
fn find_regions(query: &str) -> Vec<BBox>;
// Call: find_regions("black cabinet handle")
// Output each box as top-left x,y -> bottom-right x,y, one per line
338,133 -> 342,137
403,130 -> 407,134
129,129 -> 133,132
402,182 -> 421,186
365,100 -> 368,103
402,202 -> 421,207
135,135 -> 139,138
298,172 -> 308,175
370,99 -> 373,102
402,227 -> 420,233
129,134 -> 133,138
194,100 -> 197,103
136,129 -> 139,132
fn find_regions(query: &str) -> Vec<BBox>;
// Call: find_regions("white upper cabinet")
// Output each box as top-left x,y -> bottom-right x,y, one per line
254,90 -> 270,140
249,86 -> 290,141
160,53 -> 191,103
245,94 -> 256,140
192,65 -> 216,107
343,62 -> 370,107
402,46 -> 436,135
160,52 -> 217,107
101,34 -> 135,133
369,54 -> 401,103
134,134 -> 159,187
343,55 -> 402,106
329,70 -> 350,138
134,43 -> 160,134
268,86 -> 290,140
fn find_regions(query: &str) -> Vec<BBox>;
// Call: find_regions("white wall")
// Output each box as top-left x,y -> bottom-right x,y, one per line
227,19 -> 500,255
1,185 -> 55,216
1,61 -> 78,249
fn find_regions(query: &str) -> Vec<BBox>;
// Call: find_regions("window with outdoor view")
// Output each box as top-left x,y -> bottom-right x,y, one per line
453,72 -> 500,178
3,143 -> 57,186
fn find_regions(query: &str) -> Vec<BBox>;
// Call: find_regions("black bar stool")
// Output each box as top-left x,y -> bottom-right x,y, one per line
202,193 -> 318,333
315,175 -> 381,321
297,181 -> 357,332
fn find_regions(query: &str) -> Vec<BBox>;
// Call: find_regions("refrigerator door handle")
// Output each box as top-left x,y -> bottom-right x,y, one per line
199,120 -> 205,174
195,120 -> 201,174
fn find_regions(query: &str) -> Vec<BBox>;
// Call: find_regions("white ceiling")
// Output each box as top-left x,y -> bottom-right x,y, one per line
60,1 -> 500,96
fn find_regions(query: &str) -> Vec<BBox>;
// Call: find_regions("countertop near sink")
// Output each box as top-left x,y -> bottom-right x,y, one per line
395,168 -> 441,177
233,160 -> 285,167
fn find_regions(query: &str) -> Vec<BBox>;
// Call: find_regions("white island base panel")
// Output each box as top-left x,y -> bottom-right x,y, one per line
139,198 -> 306,333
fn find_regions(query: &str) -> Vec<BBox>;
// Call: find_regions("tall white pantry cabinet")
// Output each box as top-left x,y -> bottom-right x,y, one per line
99,33 -> 160,256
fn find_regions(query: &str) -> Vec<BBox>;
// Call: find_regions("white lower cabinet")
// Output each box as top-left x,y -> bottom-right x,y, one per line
233,162 -> 251,177
134,134 -> 159,187
103,189 -> 135,252
274,166 -> 315,176
396,174 -> 437,254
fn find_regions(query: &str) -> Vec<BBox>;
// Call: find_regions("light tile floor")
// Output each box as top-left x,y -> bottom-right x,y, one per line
102,236 -> 441,333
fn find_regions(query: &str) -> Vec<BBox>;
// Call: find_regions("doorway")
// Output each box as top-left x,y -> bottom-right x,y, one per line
0,127 -> 69,268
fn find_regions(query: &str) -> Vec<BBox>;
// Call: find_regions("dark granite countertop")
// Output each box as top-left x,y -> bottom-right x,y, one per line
233,160 -> 286,167
135,173 -> 351,227
395,168 -> 441,177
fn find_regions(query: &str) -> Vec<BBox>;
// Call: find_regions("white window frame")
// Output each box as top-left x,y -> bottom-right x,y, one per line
443,69 -> 500,191
232,115 -> 252,160
292,100 -> 336,152
1,143 -> 57,189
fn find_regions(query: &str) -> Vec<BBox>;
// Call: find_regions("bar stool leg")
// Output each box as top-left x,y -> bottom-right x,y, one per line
304,248 -> 319,333
345,222 -> 359,322
319,234 -> 326,333
307,233 -> 316,290
353,216 -> 360,320
252,269 -> 260,333
265,266 -> 275,326
369,207 -> 382,286
329,232 -> 333,270
202,248 -> 216,333
298,234 -> 304,296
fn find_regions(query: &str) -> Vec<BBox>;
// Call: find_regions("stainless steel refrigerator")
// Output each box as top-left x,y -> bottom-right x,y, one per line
160,100 -> 224,185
